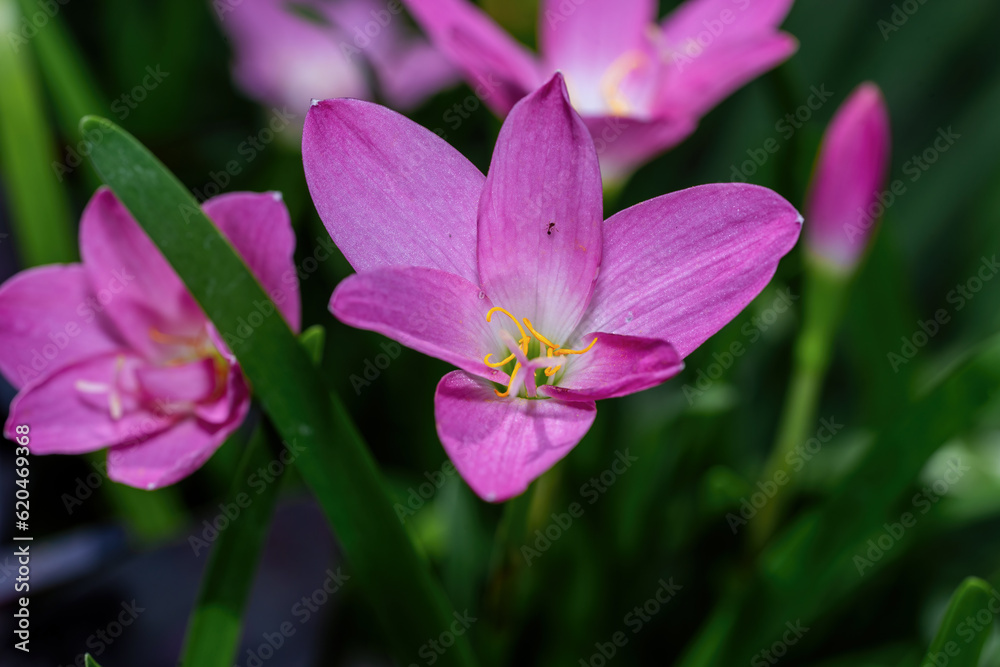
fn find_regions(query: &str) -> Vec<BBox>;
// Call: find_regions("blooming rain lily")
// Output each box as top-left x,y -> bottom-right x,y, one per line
303,73 -> 801,501
805,82 -> 891,271
216,0 -> 458,126
0,189 -> 300,489
402,0 -> 797,182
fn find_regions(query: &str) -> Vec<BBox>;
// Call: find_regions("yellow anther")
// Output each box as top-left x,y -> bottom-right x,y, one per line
494,362 -> 521,398
544,347 -> 561,377
522,318 -> 558,350
484,351 -> 516,368
600,51 -> 647,116
486,307 -> 528,340
556,336 -> 598,356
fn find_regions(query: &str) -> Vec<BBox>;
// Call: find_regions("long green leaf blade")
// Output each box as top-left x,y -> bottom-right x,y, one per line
923,577 -> 994,667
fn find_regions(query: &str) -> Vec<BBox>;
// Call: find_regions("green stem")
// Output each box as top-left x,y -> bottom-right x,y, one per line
750,255 -> 851,548
179,420 -> 286,667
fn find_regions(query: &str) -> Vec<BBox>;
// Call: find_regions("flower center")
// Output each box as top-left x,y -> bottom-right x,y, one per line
600,50 -> 650,117
483,307 -> 596,399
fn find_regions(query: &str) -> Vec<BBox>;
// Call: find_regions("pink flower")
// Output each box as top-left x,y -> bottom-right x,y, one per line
0,189 -> 300,489
303,73 -> 801,501
402,0 -> 797,181
805,82 -> 891,270
216,0 -> 458,121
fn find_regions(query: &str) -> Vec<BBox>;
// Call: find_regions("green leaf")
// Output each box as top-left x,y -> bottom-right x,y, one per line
84,655 -> 103,667
81,116 -> 477,667
923,577 -> 994,667
0,0 -> 76,265
179,420 -> 285,667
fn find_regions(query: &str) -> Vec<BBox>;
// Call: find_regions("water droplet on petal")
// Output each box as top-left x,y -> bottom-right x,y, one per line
478,291 -> 486,300
625,311 -> 633,323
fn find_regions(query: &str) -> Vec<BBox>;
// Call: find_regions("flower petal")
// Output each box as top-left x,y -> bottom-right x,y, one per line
539,333 -> 683,401
477,73 -> 603,344
582,114 -> 698,184
107,399 -> 249,490
435,370 -> 596,502
805,83 -> 891,268
365,34 -> 461,110
661,0 -> 794,48
202,191 -> 301,332
79,188 -> 205,361
0,265 -> 122,389
4,353 -> 175,454
135,358 -> 219,404
658,32 -> 798,117
576,184 -> 801,358
401,0 -> 542,113
330,266 -> 508,383
539,0 -> 657,114
303,99 -> 484,283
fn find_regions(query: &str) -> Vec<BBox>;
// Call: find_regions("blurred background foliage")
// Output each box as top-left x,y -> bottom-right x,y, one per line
1,0 -> 1000,665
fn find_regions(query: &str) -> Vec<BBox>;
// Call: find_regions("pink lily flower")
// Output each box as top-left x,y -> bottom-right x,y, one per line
805,82 -> 891,270
303,73 -> 801,501
0,189 -> 300,489
402,0 -> 797,182
216,0 -> 458,121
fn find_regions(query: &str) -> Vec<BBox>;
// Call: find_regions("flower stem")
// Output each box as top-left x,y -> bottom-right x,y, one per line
750,256 -> 851,549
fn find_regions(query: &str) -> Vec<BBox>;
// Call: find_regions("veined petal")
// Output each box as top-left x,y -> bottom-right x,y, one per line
477,74 -> 603,344
657,32 -> 797,117
435,370 -> 596,502
539,333 -> 683,401
0,265 -> 122,389
805,83 -> 891,268
107,400 -> 250,490
202,191 -> 301,332
303,99 -> 484,283
330,266 -> 508,383
539,0 -> 657,115
582,114 -> 698,184
577,184 -> 801,358
401,0 -> 542,113
79,188 -> 205,361
4,352 -> 175,454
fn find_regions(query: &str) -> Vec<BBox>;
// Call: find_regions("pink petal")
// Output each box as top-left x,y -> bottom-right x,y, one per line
135,358 -> 219,404
79,188 -> 205,362
196,365 -> 249,425
539,333 -> 683,401
4,353 -> 175,454
477,74 -> 603,344
577,184 -> 801,358
434,370 -> 596,502
303,99 -> 484,283
401,0 -> 542,113
582,114 -> 698,184
538,0 -> 657,115
330,266 -> 508,384
0,265 -> 122,389
657,32 -> 798,117
218,0 -> 369,114
107,399 -> 250,490
202,191 -> 301,332
805,83 -> 891,269
366,35 -> 461,110
661,0 -> 794,47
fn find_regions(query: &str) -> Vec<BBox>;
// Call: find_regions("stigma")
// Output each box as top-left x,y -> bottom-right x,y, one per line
483,307 -> 597,398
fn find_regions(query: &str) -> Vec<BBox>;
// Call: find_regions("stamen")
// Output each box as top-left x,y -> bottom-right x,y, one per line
522,318 -> 558,350
484,351 -> 517,368
556,337 -> 598,356
486,307 -> 527,340
74,380 -> 109,394
544,348 -> 561,377
494,362 -> 521,398
600,51 -> 647,116
149,328 -> 202,346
